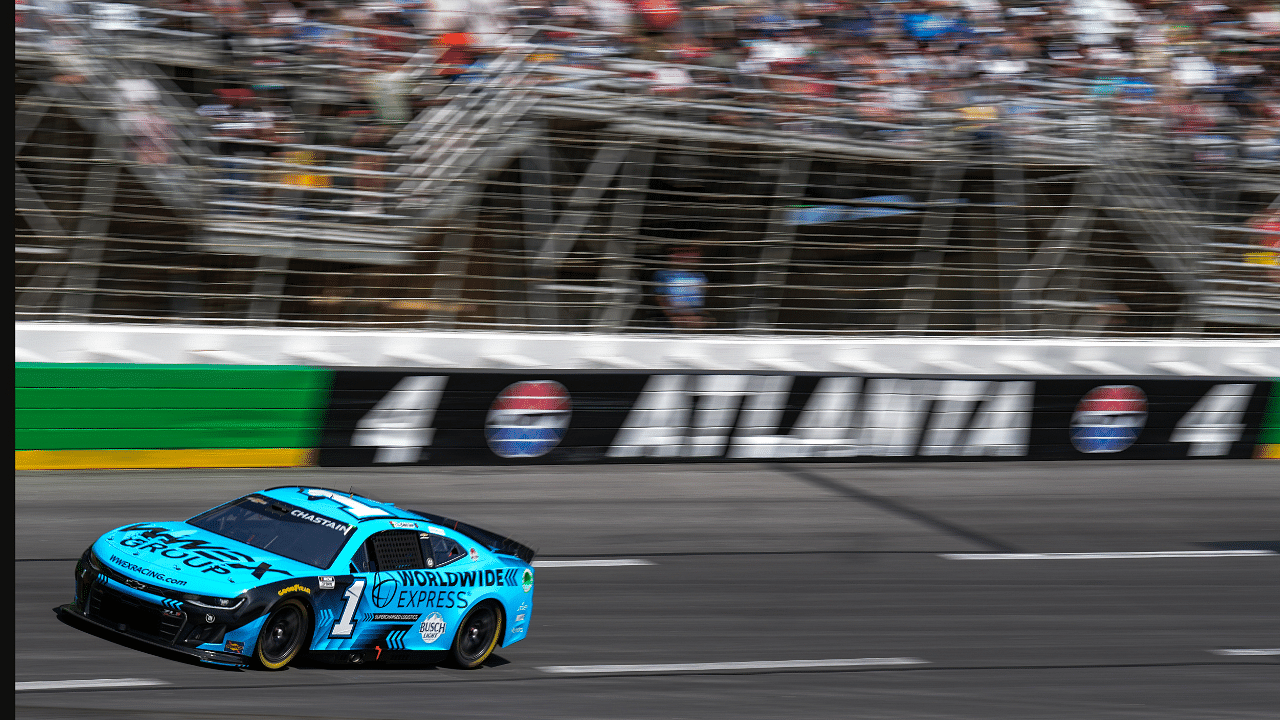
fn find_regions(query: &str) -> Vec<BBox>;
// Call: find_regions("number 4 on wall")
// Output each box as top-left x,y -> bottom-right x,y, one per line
1170,384 -> 1255,457
351,376 -> 447,464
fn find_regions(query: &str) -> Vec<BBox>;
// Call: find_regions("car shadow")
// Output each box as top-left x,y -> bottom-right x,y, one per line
294,653 -> 511,671
55,608 -> 511,673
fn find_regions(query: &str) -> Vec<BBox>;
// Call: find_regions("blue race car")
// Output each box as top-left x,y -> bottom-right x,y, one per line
57,486 -> 536,669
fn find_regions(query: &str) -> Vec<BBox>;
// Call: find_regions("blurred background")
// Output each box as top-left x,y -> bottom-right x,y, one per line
14,0 -> 1280,336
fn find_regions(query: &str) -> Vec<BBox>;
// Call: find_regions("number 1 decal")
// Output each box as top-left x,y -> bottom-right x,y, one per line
304,488 -> 390,518
330,578 -> 365,638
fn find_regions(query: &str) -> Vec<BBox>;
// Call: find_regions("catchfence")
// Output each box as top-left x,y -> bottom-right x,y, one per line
15,3 -> 1280,336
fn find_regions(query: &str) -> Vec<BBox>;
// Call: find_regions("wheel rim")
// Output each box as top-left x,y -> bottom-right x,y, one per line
456,607 -> 497,664
260,605 -> 304,665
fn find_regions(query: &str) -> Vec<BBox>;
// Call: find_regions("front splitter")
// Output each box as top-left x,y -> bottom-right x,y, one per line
55,604 -> 251,668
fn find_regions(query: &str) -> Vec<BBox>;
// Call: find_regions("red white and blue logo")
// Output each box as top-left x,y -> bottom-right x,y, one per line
485,381 -> 572,459
1070,385 -> 1148,454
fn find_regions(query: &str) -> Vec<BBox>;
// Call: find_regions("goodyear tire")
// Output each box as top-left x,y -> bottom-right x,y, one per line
450,603 -> 502,669
254,599 -> 309,670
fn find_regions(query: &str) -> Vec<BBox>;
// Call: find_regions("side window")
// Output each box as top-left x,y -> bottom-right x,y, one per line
349,542 -> 372,574
365,530 -> 424,572
420,533 -> 466,569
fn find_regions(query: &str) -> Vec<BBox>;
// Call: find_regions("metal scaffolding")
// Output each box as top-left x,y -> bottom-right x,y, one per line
15,4 -> 1280,336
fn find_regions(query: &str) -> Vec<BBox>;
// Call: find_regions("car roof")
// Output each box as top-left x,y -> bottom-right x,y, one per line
257,486 -> 537,564
258,486 -> 421,523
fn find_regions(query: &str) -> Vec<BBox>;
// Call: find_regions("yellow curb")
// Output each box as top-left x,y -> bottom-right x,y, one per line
16,448 -> 315,470
1256,444 -> 1280,460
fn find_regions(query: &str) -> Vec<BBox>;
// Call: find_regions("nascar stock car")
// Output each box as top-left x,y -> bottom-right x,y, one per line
57,486 -> 536,669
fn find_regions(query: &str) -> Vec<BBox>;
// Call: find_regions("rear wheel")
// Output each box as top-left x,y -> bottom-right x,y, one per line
450,603 -> 502,669
254,599 -> 309,670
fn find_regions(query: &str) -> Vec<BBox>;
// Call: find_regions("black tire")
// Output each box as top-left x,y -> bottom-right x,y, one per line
254,598 -> 309,670
450,603 -> 502,669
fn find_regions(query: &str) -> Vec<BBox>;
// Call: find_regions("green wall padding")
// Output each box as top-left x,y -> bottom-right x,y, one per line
15,364 -> 332,451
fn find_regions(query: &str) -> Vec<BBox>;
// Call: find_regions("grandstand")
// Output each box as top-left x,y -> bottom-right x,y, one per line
14,0 -> 1280,335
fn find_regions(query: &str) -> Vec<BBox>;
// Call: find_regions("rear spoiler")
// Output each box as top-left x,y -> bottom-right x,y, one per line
408,509 -> 537,564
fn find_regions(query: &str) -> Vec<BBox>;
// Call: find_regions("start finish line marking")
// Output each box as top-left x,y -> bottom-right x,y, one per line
941,551 -> 1276,560
532,559 -> 655,568
538,658 -> 928,674
16,678 -> 169,692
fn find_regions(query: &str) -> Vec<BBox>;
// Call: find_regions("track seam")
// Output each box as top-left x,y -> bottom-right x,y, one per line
773,464 -> 1022,554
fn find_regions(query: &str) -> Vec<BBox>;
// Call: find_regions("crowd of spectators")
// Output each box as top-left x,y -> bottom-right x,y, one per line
18,1 -> 1280,215
22,1 -> 1280,143
596,0 -> 1280,161
182,2 -> 1280,140
191,1 -> 1274,218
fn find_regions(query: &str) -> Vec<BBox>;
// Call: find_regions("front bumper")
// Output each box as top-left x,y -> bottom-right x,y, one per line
56,603 -> 250,668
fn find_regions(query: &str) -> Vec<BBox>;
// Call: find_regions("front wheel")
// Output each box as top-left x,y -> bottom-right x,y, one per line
450,603 -> 502,669
254,599 -> 309,670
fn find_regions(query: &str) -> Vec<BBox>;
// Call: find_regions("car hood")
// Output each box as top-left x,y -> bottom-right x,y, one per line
93,521 -> 316,596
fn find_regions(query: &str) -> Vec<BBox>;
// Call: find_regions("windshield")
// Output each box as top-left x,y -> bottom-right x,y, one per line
188,495 -> 354,569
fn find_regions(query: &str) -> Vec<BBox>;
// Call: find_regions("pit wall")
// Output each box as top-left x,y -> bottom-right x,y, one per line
16,363 -> 1280,470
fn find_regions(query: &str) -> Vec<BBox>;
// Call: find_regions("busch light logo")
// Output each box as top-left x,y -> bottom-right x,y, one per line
485,381 -> 572,459
418,612 -> 446,643
1071,385 -> 1148,454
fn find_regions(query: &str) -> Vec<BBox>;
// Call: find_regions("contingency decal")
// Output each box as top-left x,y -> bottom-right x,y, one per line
513,602 -> 529,635
371,613 -> 418,622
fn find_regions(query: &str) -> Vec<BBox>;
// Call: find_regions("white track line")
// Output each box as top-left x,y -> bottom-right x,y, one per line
941,551 -> 1276,560
16,679 -> 169,691
1212,649 -> 1280,657
538,658 -> 928,674
533,559 -> 655,568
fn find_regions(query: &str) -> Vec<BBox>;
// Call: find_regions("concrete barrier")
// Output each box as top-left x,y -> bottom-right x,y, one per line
15,362 -> 1278,469
15,322 -> 1280,378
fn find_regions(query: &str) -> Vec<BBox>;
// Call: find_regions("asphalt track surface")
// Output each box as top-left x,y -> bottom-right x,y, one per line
15,461 -> 1280,719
